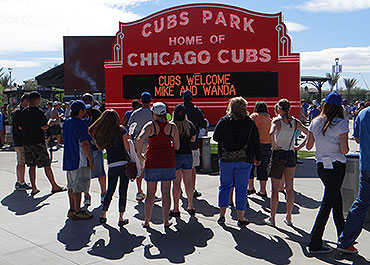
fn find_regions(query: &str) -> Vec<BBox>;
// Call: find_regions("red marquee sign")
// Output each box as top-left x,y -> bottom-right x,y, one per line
105,3 -> 300,123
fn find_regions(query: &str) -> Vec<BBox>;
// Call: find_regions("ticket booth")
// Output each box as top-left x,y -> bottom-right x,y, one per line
105,3 -> 300,124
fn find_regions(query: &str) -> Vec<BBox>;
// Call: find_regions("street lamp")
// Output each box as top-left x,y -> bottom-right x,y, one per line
359,73 -> 369,90
8,68 -> 13,88
332,58 -> 342,91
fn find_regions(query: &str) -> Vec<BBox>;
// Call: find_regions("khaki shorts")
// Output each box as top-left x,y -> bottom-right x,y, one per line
15,146 -> 26,165
139,141 -> 149,169
192,148 -> 200,167
67,167 -> 91,193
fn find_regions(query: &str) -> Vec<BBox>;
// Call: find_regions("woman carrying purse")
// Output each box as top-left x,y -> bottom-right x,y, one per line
264,99 -> 308,227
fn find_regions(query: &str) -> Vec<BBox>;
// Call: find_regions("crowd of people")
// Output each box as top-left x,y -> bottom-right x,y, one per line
6,89 -> 370,256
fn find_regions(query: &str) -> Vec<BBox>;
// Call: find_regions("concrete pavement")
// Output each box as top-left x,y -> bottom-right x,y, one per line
0,148 -> 369,264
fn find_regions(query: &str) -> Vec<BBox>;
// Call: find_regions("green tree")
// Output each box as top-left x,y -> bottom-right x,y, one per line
326,72 -> 340,91
0,74 -> 10,88
343,78 -> 359,103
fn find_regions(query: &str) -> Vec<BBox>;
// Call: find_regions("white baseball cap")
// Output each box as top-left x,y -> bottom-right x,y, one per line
151,102 -> 167,115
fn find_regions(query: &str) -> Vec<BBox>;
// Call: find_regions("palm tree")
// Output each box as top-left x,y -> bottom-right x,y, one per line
0,74 -> 10,88
0,67 -> 4,79
343,78 -> 359,103
326,72 -> 340,91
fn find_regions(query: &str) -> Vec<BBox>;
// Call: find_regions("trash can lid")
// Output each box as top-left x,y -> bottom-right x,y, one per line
346,151 -> 360,158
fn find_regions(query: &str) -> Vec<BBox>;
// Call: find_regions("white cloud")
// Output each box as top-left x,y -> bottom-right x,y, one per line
0,57 -> 63,68
295,0 -> 370,12
301,46 -> 370,72
0,0 -> 149,54
284,21 -> 309,32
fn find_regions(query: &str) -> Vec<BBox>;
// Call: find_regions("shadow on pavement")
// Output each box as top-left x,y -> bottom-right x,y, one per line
180,196 -> 219,217
57,207 -> 101,251
134,201 -> 164,225
144,217 -> 214,263
88,224 -> 145,260
222,224 -> 292,264
1,190 -> 51,215
249,196 -> 301,215
294,191 -> 321,209
228,206 -> 269,225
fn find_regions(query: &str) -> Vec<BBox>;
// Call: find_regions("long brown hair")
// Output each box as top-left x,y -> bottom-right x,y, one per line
226,97 -> 249,120
277,98 -> 292,127
89,109 -> 121,150
320,102 -> 344,136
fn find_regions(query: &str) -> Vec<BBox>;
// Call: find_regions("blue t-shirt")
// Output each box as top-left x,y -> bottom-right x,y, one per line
62,117 -> 92,171
353,107 -> 370,171
309,108 -> 320,120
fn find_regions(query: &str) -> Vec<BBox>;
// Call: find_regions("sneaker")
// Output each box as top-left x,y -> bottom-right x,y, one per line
154,196 -> 161,202
72,211 -> 93,220
308,246 -> 333,254
84,195 -> 91,207
337,245 -> 358,254
263,218 -> 275,227
136,192 -> 146,201
15,182 -> 32,190
193,190 -> 202,198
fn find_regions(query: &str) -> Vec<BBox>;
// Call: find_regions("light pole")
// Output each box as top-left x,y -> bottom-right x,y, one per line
332,58 -> 342,91
359,73 -> 369,90
8,68 -> 13,88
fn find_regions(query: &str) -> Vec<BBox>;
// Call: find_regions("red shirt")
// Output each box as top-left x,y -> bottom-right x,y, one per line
145,121 -> 176,169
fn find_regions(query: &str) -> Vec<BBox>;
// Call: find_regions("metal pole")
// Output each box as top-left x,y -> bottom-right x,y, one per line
201,136 -> 212,172
359,73 -> 369,90
335,58 -> 339,91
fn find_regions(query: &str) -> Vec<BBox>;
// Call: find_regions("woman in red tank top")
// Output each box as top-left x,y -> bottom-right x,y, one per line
136,102 -> 180,228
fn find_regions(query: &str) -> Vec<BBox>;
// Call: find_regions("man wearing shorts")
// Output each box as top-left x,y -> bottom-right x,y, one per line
49,101 -> 63,149
82,93 -> 106,206
20,91 -> 65,196
63,100 -> 94,220
127,92 -> 159,201
12,93 -> 32,190
183,90 -> 207,198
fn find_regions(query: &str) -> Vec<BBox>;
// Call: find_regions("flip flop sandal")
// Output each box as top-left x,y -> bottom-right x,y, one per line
51,187 -> 67,194
31,190 -> 40,196
99,217 -> 107,223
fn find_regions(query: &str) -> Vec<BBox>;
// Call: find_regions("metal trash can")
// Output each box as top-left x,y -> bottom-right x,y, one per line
341,152 -> 370,222
201,136 -> 212,172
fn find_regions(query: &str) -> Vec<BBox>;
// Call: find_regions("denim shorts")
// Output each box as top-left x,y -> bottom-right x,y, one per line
250,143 -> 271,181
143,168 -> 176,182
272,150 -> 296,168
176,154 -> 193,170
92,150 -> 106,178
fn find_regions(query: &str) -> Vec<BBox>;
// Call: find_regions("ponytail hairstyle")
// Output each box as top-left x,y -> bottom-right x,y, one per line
277,98 -> 292,127
320,102 -> 344,136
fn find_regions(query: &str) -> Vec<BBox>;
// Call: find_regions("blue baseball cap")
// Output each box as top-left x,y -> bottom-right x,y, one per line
183,90 -> 193,100
140,92 -> 152,103
71,100 -> 86,112
323,91 -> 342,106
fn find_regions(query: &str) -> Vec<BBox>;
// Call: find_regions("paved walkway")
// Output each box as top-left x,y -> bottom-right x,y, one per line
0,148 -> 369,264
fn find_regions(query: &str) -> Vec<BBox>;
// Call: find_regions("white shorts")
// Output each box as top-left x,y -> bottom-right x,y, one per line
192,149 -> 200,167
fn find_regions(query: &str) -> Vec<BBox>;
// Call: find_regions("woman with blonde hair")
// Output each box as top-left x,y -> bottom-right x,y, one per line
264,99 -> 308,227
170,104 -> 197,217
89,109 -> 131,226
213,97 -> 261,227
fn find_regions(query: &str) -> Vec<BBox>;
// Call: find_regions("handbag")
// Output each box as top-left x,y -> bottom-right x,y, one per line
124,150 -> 138,181
221,122 -> 253,163
268,118 -> 297,179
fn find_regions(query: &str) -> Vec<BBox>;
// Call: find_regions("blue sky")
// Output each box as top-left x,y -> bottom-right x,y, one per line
1,0 -> 370,90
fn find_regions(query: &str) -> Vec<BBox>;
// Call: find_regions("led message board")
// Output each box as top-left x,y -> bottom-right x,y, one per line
105,4 -> 300,123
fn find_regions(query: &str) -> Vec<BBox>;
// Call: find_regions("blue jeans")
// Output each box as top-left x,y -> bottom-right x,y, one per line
338,170 -> 370,249
102,166 -> 129,213
218,160 -> 252,211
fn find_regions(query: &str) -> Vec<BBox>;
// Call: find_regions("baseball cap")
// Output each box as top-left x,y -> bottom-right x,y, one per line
141,92 -> 152,103
174,104 -> 186,121
151,102 -> 167,115
71,100 -> 86,112
183,90 -> 193,100
323,91 -> 342,106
